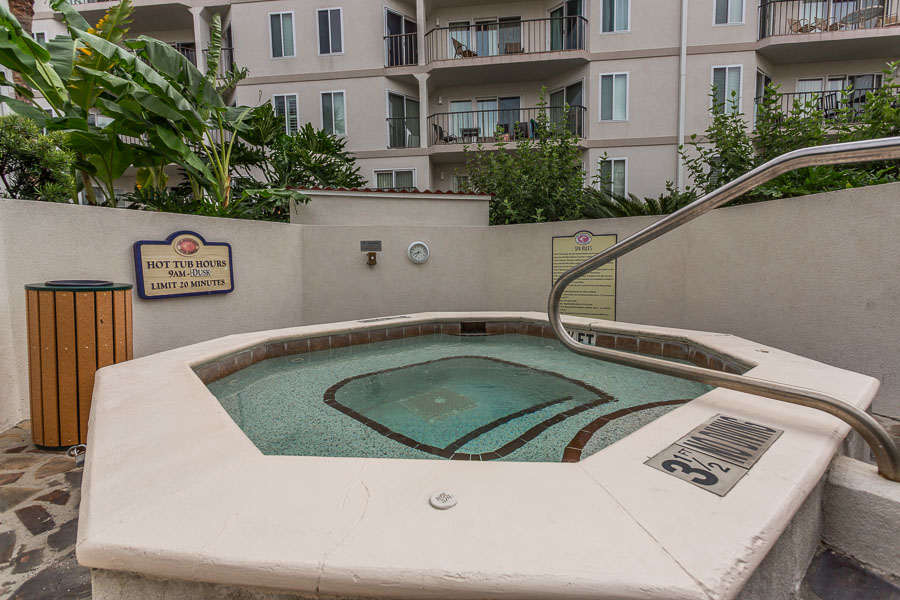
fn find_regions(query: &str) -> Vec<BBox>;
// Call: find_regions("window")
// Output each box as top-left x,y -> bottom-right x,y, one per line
550,0 -> 584,50
32,31 -> 47,46
452,175 -> 469,193
712,66 -> 741,113
317,8 -> 343,55
273,94 -> 299,134
270,12 -> 295,58
387,92 -> 419,148
599,158 -> 627,196
321,91 -> 346,135
599,73 -> 627,121
601,0 -> 628,32
374,169 -> 415,191
714,0 -> 743,25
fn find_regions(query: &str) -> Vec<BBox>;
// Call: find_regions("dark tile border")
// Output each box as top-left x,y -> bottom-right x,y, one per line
322,355 -> 615,461
192,320 -> 749,385
560,398 -> 693,462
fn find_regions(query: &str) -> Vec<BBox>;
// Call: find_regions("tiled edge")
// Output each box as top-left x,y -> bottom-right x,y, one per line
192,320 -> 748,385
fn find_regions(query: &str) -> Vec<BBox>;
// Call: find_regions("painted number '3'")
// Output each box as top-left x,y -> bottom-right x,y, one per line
661,459 -> 719,486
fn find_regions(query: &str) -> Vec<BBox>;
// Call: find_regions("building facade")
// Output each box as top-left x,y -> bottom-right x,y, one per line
29,0 -> 900,198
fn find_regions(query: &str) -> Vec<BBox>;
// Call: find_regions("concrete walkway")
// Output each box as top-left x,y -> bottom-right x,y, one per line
0,421 -> 90,599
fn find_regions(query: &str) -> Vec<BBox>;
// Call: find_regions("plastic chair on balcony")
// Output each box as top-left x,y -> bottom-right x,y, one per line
432,123 -> 457,144
452,38 -> 477,58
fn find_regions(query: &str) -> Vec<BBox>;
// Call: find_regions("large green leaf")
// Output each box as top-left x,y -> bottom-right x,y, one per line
152,125 -> 214,182
46,35 -> 76,82
49,0 -> 90,31
0,95 -> 52,124
68,130 -> 134,183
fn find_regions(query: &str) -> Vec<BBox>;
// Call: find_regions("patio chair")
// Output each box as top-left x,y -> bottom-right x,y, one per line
879,14 -> 900,26
432,123 -> 457,144
787,18 -> 815,33
452,38 -> 477,58
504,42 -> 524,54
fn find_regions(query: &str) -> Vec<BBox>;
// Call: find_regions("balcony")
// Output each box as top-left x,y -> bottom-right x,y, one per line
754,87 -> 897,122
172,43 -> 196,66
384,33 -> 418,67
423,16 -> 587,64
757,0 -> 900,62
426,105 -> 585,147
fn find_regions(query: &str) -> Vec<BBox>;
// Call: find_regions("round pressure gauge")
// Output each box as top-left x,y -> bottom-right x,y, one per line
407,241 -> 430,264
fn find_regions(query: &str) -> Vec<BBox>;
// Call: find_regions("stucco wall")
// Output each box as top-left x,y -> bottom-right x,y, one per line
0,200 -> 304,430
290,190 -> 489,226
0,182 -> 897,431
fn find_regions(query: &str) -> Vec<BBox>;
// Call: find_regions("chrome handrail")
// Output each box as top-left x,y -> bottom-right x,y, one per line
548,136 -> 900,481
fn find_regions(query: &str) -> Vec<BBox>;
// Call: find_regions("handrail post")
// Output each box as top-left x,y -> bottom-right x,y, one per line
547,136 -> 900,481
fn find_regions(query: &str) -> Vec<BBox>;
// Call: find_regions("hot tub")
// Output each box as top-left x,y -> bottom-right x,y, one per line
78,312 -> 879,600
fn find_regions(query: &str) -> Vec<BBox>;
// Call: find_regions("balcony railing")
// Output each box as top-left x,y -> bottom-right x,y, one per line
754,87 -> 897,121
759,0 -> 900,38
384,33 -> 418,67
424,16 -> 587,64
202,47 -> 236,75
426,105 -> 585,146
386,116 -> 421,148
172,43 -> 196,66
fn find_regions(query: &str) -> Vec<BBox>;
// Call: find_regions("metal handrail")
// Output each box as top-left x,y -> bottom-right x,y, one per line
548,136 -> 900,481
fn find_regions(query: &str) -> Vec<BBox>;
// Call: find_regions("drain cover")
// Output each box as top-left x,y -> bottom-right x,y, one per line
429,491 -> 457,510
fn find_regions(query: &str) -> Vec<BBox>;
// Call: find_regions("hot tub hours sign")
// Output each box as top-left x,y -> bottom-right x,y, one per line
133,231 -> 234,299
552,231 -> 617,320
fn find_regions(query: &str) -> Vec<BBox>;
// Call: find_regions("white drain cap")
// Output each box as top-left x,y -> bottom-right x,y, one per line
429,491 -> 457,510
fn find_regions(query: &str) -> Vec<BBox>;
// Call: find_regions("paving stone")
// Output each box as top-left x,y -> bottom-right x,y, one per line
806,549 -> 900,600
0,530 -> 16,563
64,470 -> 82,489
10,550 -> 91,600
34,457 -> 75,479
0,472 -> 24,486
15,505 -> 55,536
47,519 -> 78,552
10,547 -> 44,574
36,489 -> 70,506
0,455 -> 41,471
0,487 -> 40,512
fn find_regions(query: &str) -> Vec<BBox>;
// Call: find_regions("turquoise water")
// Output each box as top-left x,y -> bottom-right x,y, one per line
208,334 -> 712,462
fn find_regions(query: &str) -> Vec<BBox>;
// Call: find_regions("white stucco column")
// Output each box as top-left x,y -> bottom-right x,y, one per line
416,0 -> 426,67
189,6 -> 209,75
415,72 -> 429,149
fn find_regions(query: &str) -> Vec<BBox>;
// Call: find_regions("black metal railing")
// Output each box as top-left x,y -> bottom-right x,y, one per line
202,47 -> 236,75
753,87 -> 897,121
384,32 -> 418,67
426,105 -> 585,146
424,16 -> 587,63
386,116 -> 421,148
759,0 -> 900,38
172,44 -> 196,66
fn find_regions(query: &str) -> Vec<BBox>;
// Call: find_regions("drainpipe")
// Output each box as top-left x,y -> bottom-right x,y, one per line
676,0 -> 688,190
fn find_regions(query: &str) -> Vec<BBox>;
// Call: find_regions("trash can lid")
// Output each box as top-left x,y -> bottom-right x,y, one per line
25,281 -> 133,291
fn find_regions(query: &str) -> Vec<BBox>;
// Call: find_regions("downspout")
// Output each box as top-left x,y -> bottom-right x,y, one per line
676,0 -> 688,190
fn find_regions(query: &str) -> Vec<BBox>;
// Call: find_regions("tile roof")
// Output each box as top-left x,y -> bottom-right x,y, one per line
289,186 -> 487,196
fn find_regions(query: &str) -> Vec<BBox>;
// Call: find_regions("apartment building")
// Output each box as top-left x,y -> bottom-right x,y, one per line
28,0 -> 900,198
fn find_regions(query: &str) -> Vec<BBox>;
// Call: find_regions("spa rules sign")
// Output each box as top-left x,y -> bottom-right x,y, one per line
552,231 -> 616,320
133,231 -> 234,299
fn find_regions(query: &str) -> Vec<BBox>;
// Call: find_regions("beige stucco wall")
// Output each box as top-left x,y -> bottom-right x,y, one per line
0,200 -> 305,430
1,182 -> 898,430
290,191 -> 489,226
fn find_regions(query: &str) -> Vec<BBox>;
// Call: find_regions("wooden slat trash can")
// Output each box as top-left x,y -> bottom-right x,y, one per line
24,280 -> 133,448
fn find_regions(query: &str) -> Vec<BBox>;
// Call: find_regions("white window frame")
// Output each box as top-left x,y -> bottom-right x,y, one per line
452,174 -> 469,193
713,0 -> 744,25
32,31 -> 47,46
600,0 -> 630,33
598,157 -> 628,196
320,90 -> 347,136
316,7 -> 345,56
269,11 -> 295,59
373,168 -> 417,190
598,72 -> 629,122
710,64 -> 743,114
272,93 -> 299,135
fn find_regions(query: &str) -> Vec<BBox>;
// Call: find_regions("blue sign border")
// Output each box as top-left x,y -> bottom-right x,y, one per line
133,230 -> 235,300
